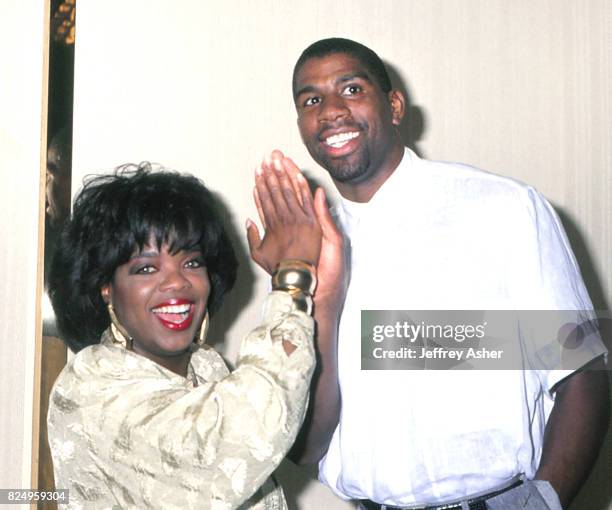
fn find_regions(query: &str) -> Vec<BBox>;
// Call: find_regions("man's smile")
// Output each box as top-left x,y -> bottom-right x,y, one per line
318,124 -> 364,157
324,131 -> 360,149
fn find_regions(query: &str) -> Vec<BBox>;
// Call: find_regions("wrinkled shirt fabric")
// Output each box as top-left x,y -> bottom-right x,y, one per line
318,148 -> 606,507
48,291 -> 315,510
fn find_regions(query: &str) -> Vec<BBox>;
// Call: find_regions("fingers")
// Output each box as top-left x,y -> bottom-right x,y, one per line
269,150 -> 301,206
280,156 -> 304,207
269,149 -> 285,161
265,155 -> 294,219
257,152 -> 307,221
253,185 -> 266,229
255,156 -> 288,225
314,187 -> 342,242
245,218 -> 262,257
256,151 -> 317,226
255,170 -> 279,226
275,159 -> 304,214
296,172 -> 316,217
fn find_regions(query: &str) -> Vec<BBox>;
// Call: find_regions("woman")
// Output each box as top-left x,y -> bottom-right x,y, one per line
47,157 -> 328,509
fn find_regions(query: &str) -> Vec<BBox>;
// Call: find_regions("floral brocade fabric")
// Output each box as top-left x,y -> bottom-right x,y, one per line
48,292 -> 315,509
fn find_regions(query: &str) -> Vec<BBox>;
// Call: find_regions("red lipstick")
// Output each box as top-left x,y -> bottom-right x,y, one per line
151,299 -> 195,331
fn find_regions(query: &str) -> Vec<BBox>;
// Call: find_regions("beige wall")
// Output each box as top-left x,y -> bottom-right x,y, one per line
67,0 -> 611,508
0,0 -> 46,499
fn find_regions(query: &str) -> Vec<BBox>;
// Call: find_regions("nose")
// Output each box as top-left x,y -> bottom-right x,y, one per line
319,95 -> 350,123
159,267 -> 191,292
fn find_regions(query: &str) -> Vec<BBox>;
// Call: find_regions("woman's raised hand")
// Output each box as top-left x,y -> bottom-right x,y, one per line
246,151 -> 322,274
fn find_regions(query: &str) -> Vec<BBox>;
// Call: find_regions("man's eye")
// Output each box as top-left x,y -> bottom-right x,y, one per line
342,84 -> 362,96
303,96 -> 321,107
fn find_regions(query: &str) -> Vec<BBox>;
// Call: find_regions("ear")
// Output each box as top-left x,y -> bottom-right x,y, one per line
100,284 -> 111,304
388,89 -> 406,126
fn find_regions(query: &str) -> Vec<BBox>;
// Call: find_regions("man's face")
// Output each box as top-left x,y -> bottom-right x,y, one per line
294,53 -> 401,184
46,144 -> 71,225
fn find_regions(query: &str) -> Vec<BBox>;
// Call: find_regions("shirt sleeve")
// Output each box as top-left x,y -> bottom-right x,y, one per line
48,291 -> 315,510
511,188 -> 607,392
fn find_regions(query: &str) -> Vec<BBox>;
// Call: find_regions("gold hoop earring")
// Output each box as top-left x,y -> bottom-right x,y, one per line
107,302 -> 133,349
191,310 -> 209,351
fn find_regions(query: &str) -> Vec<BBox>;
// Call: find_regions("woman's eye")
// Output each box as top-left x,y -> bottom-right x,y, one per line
185,258 -> 204,269
342,84 -> 362,96
135,265 -> 156,275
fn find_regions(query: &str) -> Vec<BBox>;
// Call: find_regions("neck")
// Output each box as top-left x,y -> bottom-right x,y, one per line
159,355 -> 192,378
132,344 -> 192,378
335,142 -> 404,203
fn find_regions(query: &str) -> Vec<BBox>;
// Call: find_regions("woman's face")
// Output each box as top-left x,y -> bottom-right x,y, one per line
102,242 -> 210,364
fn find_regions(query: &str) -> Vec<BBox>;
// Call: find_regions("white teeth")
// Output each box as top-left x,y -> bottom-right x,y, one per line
152,304 -> 191,314
325,131 -> 359,148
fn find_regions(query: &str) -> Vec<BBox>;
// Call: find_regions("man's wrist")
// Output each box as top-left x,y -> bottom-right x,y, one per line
313,294 -> 342,316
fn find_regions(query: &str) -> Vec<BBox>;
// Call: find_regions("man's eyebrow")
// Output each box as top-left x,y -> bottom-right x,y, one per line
337,72 -> 372,84
294,84 -> 318,99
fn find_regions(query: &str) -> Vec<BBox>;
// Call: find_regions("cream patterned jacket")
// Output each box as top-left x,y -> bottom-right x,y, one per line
48,292 -> 315,509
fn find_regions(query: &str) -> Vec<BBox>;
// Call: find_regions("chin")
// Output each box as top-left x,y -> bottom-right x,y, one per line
157,337 -> 196,355
329,164 -> 369,183
316,149 -> 371,183
328,158 -> 371,183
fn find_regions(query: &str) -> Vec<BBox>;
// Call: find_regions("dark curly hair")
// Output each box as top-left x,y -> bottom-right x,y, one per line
48,163 -> 238,352
292,37 -> 392,99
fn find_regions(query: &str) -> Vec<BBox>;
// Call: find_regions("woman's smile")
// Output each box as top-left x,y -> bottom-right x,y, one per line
151,298 -> 196,331
102,242 -> 211,367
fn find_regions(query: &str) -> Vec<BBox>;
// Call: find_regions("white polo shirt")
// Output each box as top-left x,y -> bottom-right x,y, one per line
318,148 -> 606,506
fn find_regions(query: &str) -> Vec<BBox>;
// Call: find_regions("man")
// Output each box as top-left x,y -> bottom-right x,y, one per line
46,126 -> 72,228
289,38 -> 609,510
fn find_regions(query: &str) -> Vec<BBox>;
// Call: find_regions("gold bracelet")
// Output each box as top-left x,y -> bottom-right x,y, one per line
272,259 -> 317,296
272,260 -> 316,315
284,288 -> 313,315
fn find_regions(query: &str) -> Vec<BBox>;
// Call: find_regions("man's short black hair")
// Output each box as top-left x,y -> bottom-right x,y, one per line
48,163 -> 238,352
292,37 -> 392,98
